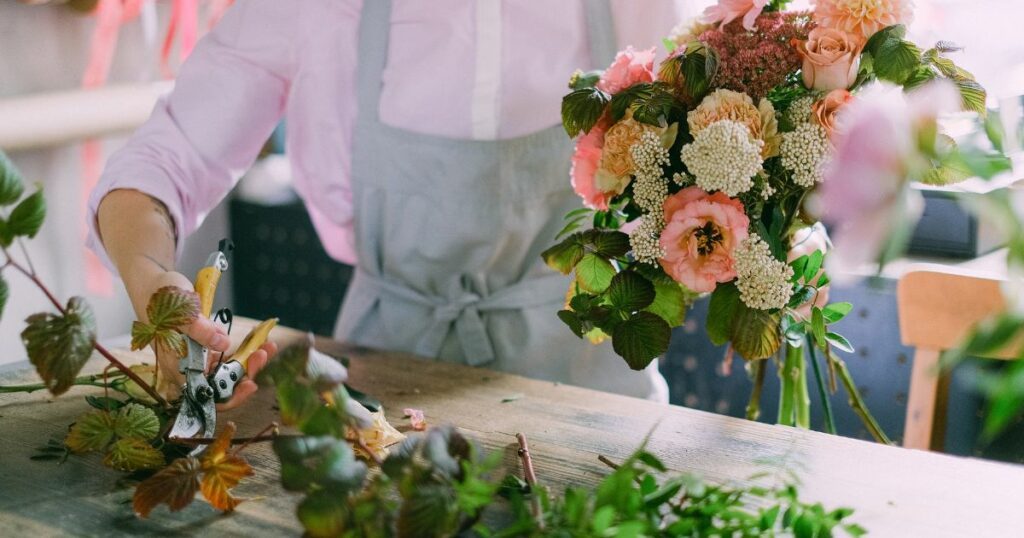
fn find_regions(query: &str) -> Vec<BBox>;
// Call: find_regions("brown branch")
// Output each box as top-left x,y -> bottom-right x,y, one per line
232,422 -> 279,456
5,252 -> 169,408
598,454 -> 620,471
171,432 -> 288,446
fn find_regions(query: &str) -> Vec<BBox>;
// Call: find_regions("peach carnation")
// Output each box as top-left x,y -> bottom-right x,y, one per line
570,121 -> 615,210
688,89 -> 781,158
659,187 -> 750,293
811,0 -> 914,39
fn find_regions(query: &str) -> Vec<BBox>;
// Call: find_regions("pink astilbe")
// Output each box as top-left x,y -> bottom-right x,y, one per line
700,12 -> 814,100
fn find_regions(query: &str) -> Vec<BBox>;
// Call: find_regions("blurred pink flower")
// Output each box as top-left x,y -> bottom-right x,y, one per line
597,47 -> 656,95
817,81 -> 958,277
659,187 -> 749,293
701,0 -> 770,31
570,121 -> 613,210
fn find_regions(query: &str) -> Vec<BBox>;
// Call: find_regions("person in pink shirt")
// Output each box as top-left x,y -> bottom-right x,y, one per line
91,0 -> 678,408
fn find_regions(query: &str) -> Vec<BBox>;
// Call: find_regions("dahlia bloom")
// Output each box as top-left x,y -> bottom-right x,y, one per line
812,0 -> 914,39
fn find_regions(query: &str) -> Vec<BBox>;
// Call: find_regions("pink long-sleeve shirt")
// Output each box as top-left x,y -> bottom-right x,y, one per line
87,0 -> 680,267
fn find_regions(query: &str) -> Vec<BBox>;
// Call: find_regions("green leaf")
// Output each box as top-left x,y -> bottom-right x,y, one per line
66,411 -> 117,452
104,437 -> 165,471
0,275 -> 8,321
555,214 -> 588,241
707,284 -> 740,346
558,309 -> 585,337
585,229 -> 631,258
575,254 -> 616,294
297,490 -> 348,538
802,250 -> 823,284
398,484 -> 458,537
541,235 -> 585,275
811,307 -> 827,346
954,77 -> 987,116
114,403 -> 160,440
0,151 -> 26,206
729,304 -> 782,360
130,286 -> 200,356
606,271 -> 656,312
562,87 -> 611,137
825,332 -> 854,353
821,302 -> 853,324
612,312 -> 671,370
22,296 -> 97,396
644,279 -> 688,328
86,395 -> 125,411
568,69 -> 602,90
7,189 -> 46,239
865,25 -> 921,84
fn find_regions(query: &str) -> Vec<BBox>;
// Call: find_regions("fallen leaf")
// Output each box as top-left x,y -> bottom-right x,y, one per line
199,422 -> 254,511
501,394 -> 523,403
104,437 -> 165,471
65,410 -> 117,453
347,408 -> 405,461
403,408 -> 426,431
133,456 -> 202,517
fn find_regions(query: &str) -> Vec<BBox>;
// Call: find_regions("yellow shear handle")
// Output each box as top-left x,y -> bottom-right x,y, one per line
194,265 -> 222,320
230,318 -> 279,370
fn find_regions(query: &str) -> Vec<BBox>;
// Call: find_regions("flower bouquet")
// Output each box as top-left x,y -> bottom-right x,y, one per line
545,0 -> 997,435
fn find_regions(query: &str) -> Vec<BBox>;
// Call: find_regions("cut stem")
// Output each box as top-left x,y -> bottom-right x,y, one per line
174,432 -> 289,446
746,359 -> 766,421
516,433 -> 543,526
833,352 -> 892,444
0,372 -> 124,393
807,337 -> 837,434
778,344 -> 797,426
232,422 -> 279,456
795,346 -> 811,429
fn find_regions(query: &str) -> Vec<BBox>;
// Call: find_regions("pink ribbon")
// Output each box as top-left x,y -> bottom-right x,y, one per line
81,0 -> 226,294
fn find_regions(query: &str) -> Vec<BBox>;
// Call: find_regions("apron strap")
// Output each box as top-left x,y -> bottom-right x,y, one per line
351,269 -> 569,366
354,0 -> 393,130
584,0 -> 618,69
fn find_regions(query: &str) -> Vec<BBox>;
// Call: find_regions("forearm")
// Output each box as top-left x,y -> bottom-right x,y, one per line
96,188 -> 180,319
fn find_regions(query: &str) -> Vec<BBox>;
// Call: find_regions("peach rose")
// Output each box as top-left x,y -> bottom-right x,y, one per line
659,187 -> 750,293
812,89 -> 855,139
799,28 -> 864,92
597,47 -> 656,95
787,223 -> 831,318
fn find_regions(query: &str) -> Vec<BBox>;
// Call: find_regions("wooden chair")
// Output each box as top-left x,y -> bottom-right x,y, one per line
896,267 -> 1015,451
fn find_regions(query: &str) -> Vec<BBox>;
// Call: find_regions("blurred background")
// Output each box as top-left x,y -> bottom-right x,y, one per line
2,0 -> 1024,459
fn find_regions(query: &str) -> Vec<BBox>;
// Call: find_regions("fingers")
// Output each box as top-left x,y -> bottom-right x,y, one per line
187,317 -> 231,352
216,380 -> 258,412
246,349 -> 269,377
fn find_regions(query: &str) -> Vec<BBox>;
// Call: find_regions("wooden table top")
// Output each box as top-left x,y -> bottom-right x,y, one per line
2,321 -> 1023,537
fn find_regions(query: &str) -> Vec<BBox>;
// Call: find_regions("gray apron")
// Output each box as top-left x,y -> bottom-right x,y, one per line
334,0 -> 668,401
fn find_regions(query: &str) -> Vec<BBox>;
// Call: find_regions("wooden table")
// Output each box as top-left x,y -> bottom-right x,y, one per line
2,322 -> 1024,537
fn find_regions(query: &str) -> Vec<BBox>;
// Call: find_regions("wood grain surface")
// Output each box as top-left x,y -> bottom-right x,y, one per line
2,320 -> 1023,537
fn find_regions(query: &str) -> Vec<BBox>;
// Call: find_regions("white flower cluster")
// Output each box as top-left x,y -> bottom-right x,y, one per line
629,217 -> 666,265
785,96 -> 815,126
680,120 -> 763,197
734,234 -> 794,311
671,172 -> 691,186
780,122 -> 831,188
630,130 -> 671,213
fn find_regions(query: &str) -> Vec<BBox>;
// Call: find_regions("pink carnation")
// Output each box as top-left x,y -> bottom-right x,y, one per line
597,47 -> 656,95
702,0 -> 770,31
659,187 -> 750,293
570,121 -> 613,210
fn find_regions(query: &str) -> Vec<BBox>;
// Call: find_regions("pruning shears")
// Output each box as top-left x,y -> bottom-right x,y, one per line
169,239 -> 241,452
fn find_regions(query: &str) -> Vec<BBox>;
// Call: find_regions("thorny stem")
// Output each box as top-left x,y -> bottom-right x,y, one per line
746,359 -> 766,421
174,432 -> 289,446
832,351 -> 892,445
3,249 -> 169,408
516,433 -> 543,526
0,372 -> 124,393
232,422 -> 279,456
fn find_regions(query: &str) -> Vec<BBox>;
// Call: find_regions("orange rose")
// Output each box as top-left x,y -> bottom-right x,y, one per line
798,28 -> 863,91
812,89 -> 855,139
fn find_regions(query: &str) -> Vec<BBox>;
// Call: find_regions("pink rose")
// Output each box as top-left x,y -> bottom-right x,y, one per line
701,0 -> 769,31
570,121 -> 614,210
787,223 -> 831,318
659,187 -> 750,293
597,47 -> 656,95
799,28 -> 864,91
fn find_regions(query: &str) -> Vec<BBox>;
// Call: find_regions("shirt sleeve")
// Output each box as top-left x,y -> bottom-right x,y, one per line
86,0 -> 301,273
610,0 -> 683,53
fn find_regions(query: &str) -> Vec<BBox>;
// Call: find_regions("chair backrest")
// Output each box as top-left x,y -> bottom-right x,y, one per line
896,266 -> 1013,450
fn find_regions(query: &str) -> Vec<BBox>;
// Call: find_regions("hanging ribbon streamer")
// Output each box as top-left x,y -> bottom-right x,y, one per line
79,1 -> 225,294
